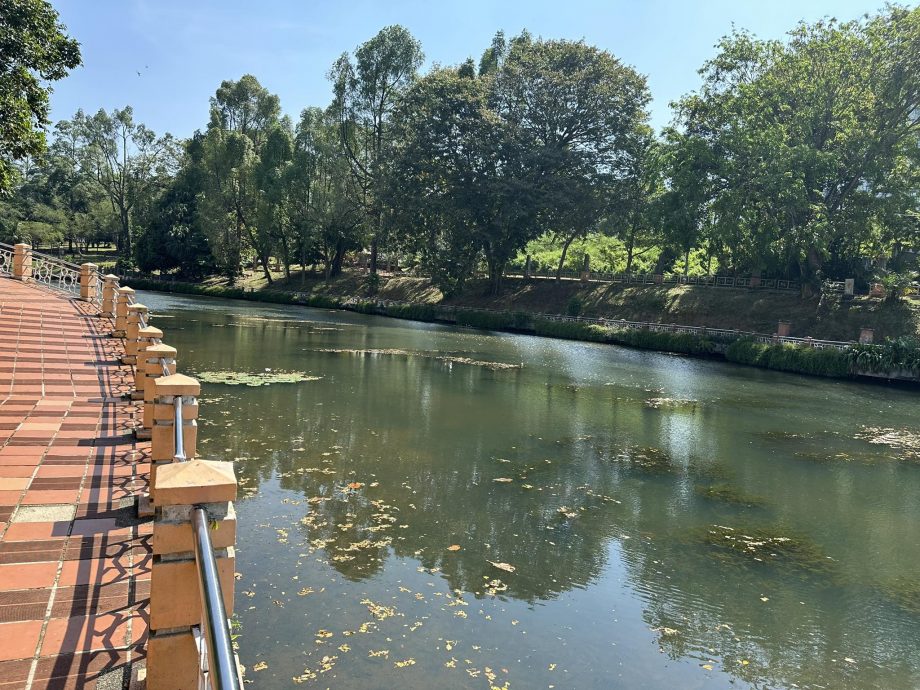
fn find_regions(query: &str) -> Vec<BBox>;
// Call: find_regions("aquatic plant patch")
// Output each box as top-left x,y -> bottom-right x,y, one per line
197,370 -> 323,386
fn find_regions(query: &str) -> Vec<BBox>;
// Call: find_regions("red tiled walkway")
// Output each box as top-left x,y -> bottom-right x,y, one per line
0,279 -> 150,689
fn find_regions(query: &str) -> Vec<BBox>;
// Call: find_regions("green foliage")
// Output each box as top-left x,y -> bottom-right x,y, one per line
531,318 -> 716,354
847,338 -> 920,374
670,7 -> 920,284
455,309 -> 531,330
532,319 -> 610,342
363,272 -> 381,294
383,303 -> 440,321
566,295 -> 584,317
725,339 -> 852,377
0,0 -> 80,193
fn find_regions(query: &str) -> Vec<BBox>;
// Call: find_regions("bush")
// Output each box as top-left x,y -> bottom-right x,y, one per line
533,318 -> 608,342
566,295 -> 584,317
455,309 -> 530,330
725,338 -> 852,377
384,303 -> 440,321
847,337 -> 920,374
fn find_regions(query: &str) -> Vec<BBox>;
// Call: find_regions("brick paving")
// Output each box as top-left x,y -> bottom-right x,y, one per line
0,279 -> 150,689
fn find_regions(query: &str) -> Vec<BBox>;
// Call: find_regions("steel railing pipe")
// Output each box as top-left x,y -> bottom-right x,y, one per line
192,507 -> 240,690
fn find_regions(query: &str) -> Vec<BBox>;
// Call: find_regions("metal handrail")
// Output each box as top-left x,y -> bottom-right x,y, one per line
192,506 -> 241,690
173,396 -> 186,461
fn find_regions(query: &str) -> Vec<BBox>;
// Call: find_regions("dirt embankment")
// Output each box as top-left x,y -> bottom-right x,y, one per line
229,271 -> 919,342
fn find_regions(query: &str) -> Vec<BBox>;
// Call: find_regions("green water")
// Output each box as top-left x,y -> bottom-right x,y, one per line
140,291 -> 920,690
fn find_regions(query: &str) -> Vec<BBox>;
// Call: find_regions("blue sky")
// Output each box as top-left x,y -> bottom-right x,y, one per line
48,0 -> 884,137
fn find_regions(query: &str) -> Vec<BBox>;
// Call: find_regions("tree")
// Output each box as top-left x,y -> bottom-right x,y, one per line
198,75 -> 281,283
288,108 -> 364,280
78,107 -> 177,255
329,25 -> 423,275
671,7 -> 920,288
493,36 -> 651,281
0,0 -> 80,194
134,134 -> 214,278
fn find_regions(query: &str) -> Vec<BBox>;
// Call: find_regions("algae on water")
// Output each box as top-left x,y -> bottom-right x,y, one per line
197,370 -> 322,386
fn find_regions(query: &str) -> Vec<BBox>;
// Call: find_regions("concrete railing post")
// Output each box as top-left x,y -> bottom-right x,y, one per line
101,274 -> 119,317
141,344 -> 177,438
12,244 -> 32,280
148,455 -> 237,690
150,374 -> 200,491
777,321 -> 792,337
124,303 -> 149,365
79,263 -> 98,301
859,327 -> 874,344
132,325 -> 163,404
114,286 -> 135,337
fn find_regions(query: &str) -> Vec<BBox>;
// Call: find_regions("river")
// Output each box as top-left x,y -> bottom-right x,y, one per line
140,291 -> 920,690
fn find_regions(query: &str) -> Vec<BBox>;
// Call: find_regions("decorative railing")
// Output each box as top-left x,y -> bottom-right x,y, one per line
0,243 -> 12,276
343,297 -> 856,351
495,267 -> 802,292
0,241 -> 104,310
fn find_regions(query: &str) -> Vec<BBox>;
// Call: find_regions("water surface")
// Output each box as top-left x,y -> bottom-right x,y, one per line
140,291 -> 920,690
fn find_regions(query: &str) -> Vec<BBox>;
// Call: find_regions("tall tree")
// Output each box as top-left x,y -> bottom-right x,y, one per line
671,6 -> 920,288
78,107 -> 176,255
0,0 -> 80,194
329,25 -> 423,275
493,36 -> 651,280
198,75 -> 281,282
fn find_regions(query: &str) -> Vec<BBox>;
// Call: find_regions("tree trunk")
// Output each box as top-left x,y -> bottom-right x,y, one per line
260,254 -> 273,284
369,236 -> 378,275
625,229 -> 635,274
487,255 -> 505,296
556,232 -> 577,283
331,241 -> 346,277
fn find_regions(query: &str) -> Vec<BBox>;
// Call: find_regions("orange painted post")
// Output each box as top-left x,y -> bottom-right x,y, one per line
133,325 -> 163,402
101,274 -> 119,318
777,321 -> 792,337
12,244 -> 32,280
124,303 -> 148,365
114,286 -> 135,337
141,343 -> 177,437
148,455 -> 238,690
79,263 -> 98,301
150,373 -> 200,488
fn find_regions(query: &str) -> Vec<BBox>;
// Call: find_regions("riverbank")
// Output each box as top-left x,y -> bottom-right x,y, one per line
128,274 -> 920,385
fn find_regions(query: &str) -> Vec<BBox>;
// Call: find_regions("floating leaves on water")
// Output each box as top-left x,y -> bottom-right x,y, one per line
252,661 -> 268,672
197,370 -> 322,386
345,481 -> 365,491
361,598 -> 398,620
855,426 -> 920,459
493,477 -> 513,483
394,658 -> 416,668
645,397 -> 698,411
447,544 -> 462,551
488,561 -> 516,573
694,524 -> 833,573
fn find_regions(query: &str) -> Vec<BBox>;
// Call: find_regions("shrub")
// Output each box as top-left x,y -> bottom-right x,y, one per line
725,338 -> 851,377
847,337 -> 920,374
383,303 -> 440,321
455,309 -> 521,330
533,318 -> 608,342
566,295 -> 584,317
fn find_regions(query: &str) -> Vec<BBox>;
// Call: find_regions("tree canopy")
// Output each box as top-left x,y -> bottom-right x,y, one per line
0,0 -> 80,194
